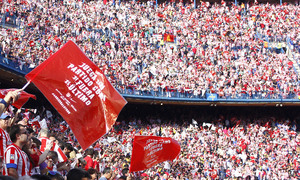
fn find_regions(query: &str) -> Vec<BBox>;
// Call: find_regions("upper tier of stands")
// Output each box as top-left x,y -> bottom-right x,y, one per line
1,0 -> 300,101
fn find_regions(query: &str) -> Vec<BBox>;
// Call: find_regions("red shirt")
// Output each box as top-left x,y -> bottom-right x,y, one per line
84,155 -> 94,171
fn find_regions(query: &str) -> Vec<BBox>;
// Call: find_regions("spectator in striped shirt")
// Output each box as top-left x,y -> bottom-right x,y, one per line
0,113 -> 12,162
4,124 -> 30,179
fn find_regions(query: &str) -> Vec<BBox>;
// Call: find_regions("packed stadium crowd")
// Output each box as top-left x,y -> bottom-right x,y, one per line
0,89 -> 299,179
0,0 -> 300,99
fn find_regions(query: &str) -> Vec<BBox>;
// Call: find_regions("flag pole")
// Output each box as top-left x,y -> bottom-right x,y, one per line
22,81 -> 31,90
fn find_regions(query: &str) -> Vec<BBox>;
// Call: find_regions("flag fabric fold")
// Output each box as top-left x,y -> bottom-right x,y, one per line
25,40 -> 127,150
129,136 -> 181,172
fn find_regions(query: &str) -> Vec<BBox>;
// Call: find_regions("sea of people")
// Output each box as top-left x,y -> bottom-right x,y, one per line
0,0 -> 300,179
0,91 -> 299,179
0,0 -> 300,99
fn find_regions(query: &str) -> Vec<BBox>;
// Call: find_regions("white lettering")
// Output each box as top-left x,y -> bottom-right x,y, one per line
52,93 -> 71,114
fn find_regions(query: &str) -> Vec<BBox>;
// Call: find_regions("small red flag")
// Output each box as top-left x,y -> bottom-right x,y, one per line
59,124 -> 68,133
163,34 -> 175,42
30,116 -> 41,129
39,137 -> 68,163
129,136 -> 181,172
157,13 -> 165,18
0,89 -> 36,109
25,40 -> 127,150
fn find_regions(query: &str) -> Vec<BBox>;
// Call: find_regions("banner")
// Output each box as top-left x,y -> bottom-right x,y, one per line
129,136 -> 180,172
0,89 -> 36,109
25,41 -> 127,150
206,93 -> 218,101
153,34 -> 162,41
163,34 -> 175,43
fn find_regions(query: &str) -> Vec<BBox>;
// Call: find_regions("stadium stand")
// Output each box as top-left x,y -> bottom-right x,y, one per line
0,0 -> 300,101
0,0 -> 299,179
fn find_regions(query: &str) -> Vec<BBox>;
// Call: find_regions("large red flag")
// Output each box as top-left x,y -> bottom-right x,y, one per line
25,40 -> 127,150
129,136 -> 181,172
0,89 -> 36,109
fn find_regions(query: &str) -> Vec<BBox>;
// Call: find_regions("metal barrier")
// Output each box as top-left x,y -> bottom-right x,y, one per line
115,86 -> 298,100
0,54 -> 34,75
0,52 -> 299,101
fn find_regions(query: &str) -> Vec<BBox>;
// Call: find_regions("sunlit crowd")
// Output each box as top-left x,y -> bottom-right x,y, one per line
1,0 -> 300,99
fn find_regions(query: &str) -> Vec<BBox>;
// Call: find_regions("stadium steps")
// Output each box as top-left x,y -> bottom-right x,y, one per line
286,44 -> 300,76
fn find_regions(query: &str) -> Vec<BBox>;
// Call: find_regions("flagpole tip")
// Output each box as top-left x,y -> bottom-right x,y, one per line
22,81 -> 31,90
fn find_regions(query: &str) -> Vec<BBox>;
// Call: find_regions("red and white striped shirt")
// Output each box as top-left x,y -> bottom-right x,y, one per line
4,143 -> 30,177
39,137 -> 68,163
0,128 -> 11,159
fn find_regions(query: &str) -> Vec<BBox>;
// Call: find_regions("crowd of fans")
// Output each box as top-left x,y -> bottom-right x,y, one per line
0,0 -> 300,179
0,0 -> 300,99
0,89 -> 299,179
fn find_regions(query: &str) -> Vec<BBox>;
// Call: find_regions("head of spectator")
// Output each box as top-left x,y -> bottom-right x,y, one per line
47,151 -> 59,166
85,148 -> 94,157
10,124 -> 29,147
92,150 -> 99,163
31,136 -> 42,149
121,168 -> 129,177
62,142 -> 73,158
118,176 -> 126,180
49,133 -> 58,144
67,168 -> 91,180
87,168 -> 98,180
46,171 -> 64,180
100,167 -> 112,180
45,150 -> 59,173
0,113 -> 11,131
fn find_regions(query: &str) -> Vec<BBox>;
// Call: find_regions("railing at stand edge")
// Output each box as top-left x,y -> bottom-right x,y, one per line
0,55 -> 298,102
1,52 -> 299,102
